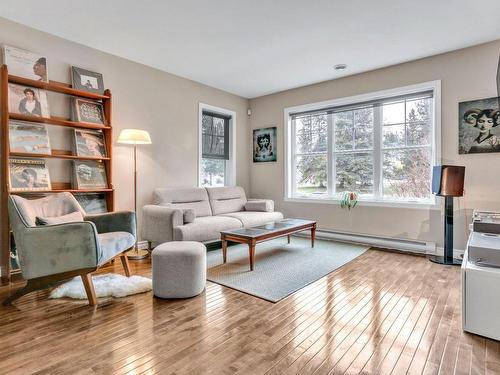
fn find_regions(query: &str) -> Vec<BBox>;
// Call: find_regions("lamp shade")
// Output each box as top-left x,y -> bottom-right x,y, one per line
432,165 -> 465,197
117,129 -> 152,145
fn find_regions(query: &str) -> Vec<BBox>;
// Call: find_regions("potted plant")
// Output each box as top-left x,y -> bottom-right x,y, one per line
340,191 -> 358,210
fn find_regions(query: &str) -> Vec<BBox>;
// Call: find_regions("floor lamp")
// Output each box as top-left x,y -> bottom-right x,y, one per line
117,128 -> 152,260
429,165 -> 465,265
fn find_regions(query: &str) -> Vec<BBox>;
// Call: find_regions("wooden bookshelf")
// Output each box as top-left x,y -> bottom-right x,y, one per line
1,64 -> 114,283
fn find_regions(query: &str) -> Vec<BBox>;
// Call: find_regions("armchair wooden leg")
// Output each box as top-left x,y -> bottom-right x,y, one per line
81,273 -> 97,306
120,252 -> 132,277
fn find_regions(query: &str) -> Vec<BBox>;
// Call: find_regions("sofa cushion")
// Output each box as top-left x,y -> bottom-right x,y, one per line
153,187 -> 212,217
245,200 -> 274,212
173,216 -> 242,242
97,231 -> 135,264
10,193 -> 84,227
206,186 -> 247,215
35,211 -> 84,225
219,211 -> 284,228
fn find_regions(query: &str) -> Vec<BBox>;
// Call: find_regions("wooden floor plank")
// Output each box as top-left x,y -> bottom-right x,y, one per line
0,248 -> 497,375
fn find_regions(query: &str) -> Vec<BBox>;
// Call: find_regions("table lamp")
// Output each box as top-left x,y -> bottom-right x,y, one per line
430,165 -> 465,265
117,128 -> 152,260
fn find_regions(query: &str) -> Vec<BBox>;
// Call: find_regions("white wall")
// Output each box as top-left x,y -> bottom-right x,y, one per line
0,17 -> 250,271
249,40 -> 500,250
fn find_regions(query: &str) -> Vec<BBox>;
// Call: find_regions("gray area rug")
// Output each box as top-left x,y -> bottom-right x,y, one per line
207,237 -> 369,302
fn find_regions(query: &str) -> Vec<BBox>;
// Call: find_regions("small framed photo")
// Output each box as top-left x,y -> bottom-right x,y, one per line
3,45 -> 49,82
8,83 -> 50,117
74,193 -> 108,214
9,158 -> 51,191
9,120 -> 51,154
71,66 -> 104,94
73,129 -> 107,158
73,160 -> 107,189
71,97 -> 105,125
253,127 -> 277,162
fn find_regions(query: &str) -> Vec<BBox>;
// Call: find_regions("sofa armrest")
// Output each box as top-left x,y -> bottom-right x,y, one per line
245,199 -> 275,212
16,222 -> 100,280
142,205 -> 184,243
85,211 -> 136,237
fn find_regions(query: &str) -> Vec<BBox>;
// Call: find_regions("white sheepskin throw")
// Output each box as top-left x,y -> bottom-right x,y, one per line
49,273 -> 152,300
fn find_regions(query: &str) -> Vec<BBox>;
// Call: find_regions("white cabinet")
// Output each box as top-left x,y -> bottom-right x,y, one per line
462,246 -> 500,340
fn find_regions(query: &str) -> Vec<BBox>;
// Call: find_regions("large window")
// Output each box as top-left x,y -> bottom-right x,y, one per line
286,82 -> 440,206
199,104 -> 235,187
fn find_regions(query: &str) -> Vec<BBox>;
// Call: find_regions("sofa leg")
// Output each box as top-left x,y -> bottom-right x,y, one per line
148,241 -> 152,252
120,252 -> 132,277
81,273 -> 97,306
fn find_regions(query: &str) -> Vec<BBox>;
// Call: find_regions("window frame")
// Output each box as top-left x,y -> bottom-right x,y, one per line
284,81 -> 441,209
198,103 -> 236,187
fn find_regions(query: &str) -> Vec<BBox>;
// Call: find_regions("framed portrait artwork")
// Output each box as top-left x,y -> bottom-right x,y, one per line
2,45 -> 48,82
459,96 -> 500,154
73,193 -> 108,214
9,120 -> 51,154
71,97 -> 105,125
71,66 -> 105,94
8,83 -> 50,118
253,127 -> 277,162
73,129 -> 107,158
72,160 -> 107,189
9,158 -> 51,192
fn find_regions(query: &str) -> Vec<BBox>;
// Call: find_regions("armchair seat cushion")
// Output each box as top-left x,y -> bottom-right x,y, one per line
173,216 -> 242,242
220,211 -> 284,227
98,231 -> 135,264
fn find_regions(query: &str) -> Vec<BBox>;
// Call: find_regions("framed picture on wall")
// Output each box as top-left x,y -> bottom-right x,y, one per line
73,193 -> 108,214
2,45 -> 48,82
8,158 -> 51,191
9,120 -> 51,154
459,96 -> 500,154
72,160 -> 107,189
253,127 -> 277,162
71,66 -> 104,94
8,83 -> 50,117
73,129 -> 107,158
71,97 -> 105,125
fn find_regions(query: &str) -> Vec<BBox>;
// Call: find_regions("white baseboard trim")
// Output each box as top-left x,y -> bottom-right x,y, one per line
295,228 -> 436,255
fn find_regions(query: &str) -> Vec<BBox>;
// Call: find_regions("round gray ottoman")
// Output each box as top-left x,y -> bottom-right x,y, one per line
152,241 -> 207,299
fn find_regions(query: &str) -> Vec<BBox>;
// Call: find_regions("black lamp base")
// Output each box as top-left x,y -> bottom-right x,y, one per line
428,255 -> 462,266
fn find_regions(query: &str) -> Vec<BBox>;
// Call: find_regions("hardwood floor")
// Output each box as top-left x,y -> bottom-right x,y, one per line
0,248 -> 499,375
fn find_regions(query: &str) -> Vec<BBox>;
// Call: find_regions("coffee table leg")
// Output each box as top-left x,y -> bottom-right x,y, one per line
222,236 -> 228,263
287,234 -> 291,244
249,240 -> 256,271
311,224 -> 316,248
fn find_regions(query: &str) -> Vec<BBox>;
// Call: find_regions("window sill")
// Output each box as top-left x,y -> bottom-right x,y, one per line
284,196 -> 440,210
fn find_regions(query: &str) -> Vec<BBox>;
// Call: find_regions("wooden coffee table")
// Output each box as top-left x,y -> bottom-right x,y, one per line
220,218 -> 316,271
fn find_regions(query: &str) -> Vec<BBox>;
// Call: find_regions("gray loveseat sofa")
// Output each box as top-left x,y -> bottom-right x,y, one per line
142,186 -> 283,247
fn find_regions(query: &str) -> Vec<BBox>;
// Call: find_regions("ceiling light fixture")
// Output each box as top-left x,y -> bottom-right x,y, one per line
334,64 -> 348,70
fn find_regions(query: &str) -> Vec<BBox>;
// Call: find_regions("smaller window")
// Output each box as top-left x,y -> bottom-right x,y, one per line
199,105 -> 235,187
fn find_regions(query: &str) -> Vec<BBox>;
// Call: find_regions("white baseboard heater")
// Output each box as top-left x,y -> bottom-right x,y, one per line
296,228 -> 436,254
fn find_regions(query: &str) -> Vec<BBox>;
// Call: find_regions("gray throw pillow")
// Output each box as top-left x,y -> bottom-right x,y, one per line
36,211 -> 84,226
183,208 -> 196,224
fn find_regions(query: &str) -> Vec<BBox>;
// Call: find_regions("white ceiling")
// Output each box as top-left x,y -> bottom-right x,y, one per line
1,0 -> 500,98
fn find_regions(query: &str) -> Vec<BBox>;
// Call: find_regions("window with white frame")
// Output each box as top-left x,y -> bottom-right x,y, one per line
286,82 -> 439,205
199,104 -> 235,187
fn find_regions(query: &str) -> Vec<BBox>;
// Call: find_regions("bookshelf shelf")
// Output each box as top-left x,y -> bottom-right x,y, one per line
9,188 -> 114,194
8,74 -> 111,100
9,113 -> 110,129
9,151 -> 111,161
1,64 -> 114,283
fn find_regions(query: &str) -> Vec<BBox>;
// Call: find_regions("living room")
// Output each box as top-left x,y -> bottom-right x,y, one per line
1,1 -> 500,374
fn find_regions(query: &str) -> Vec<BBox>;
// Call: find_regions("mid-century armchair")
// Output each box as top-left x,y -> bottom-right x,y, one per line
4,193 -> 136,306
